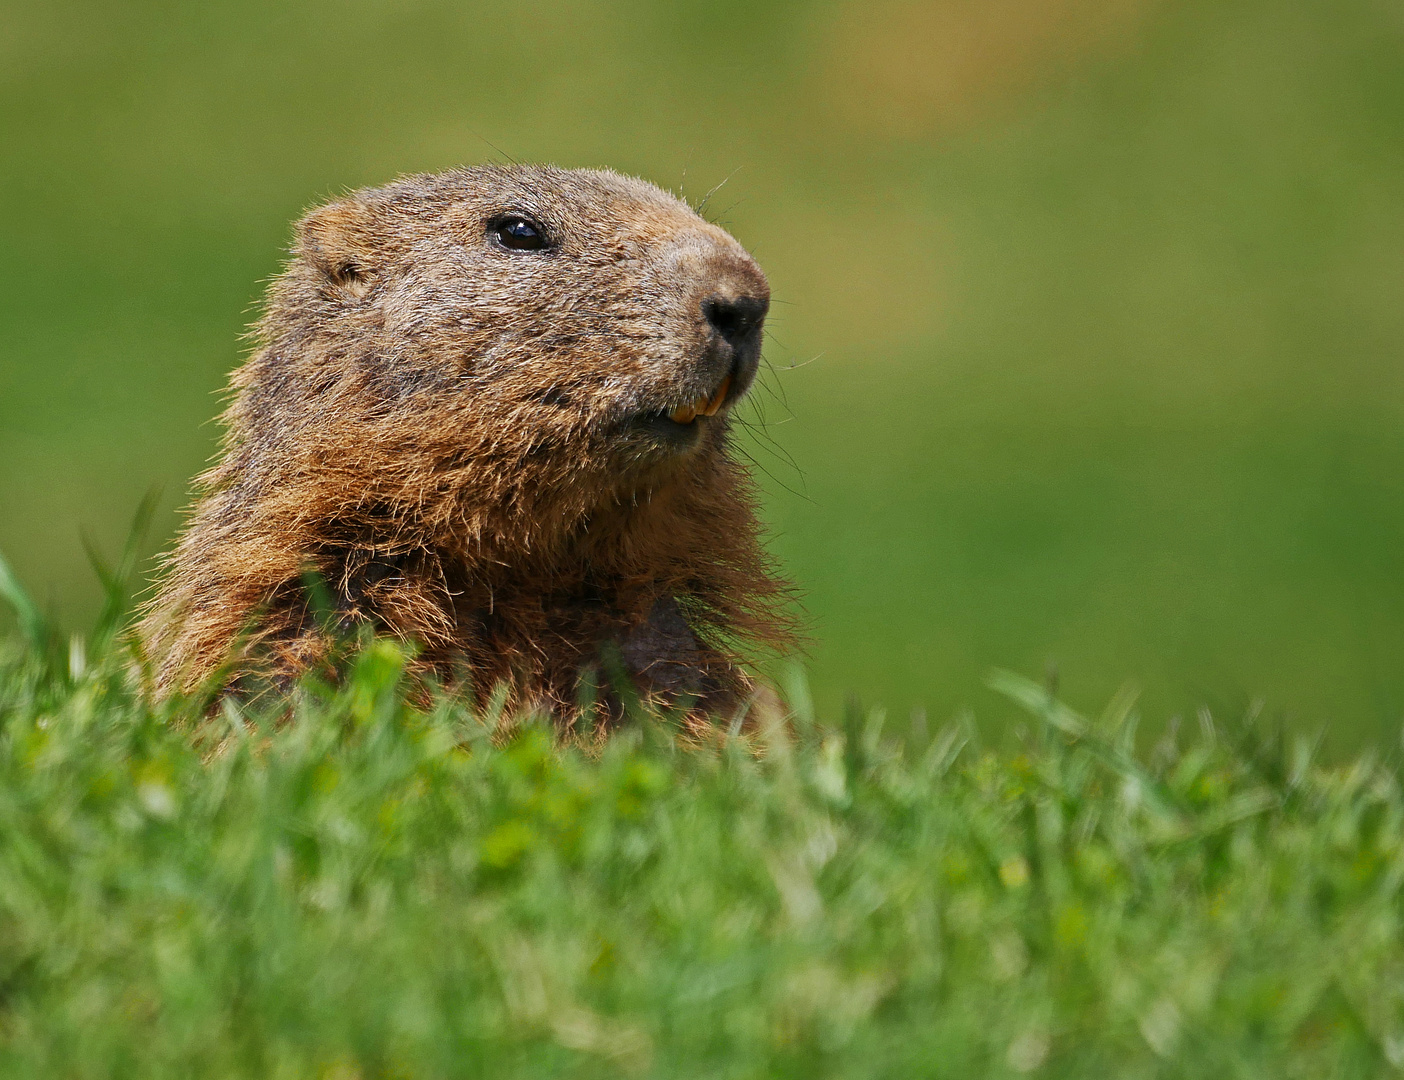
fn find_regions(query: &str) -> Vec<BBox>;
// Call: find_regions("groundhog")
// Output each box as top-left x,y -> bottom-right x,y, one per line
140,165 -> 795,723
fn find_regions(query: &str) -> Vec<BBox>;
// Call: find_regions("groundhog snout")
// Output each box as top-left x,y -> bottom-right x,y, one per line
681,245 -> 769,398
701,288 -> 767,385
703,292 -> 767,355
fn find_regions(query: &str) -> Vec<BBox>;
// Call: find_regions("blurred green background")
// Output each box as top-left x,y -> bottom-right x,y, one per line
3,0 -> 1403,744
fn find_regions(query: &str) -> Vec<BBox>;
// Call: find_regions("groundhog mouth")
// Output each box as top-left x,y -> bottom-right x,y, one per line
667,375 -> 732,426
623,371 -> 738,451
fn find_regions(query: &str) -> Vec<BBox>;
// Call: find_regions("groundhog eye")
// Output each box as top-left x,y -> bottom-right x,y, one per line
491,215 -> 548,252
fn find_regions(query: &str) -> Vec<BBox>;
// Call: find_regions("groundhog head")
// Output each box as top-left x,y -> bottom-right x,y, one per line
278,166 -> 768,484
145,165 -> 794,721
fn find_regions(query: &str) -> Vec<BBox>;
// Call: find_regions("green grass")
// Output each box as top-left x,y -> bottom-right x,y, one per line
4,559 -> 1404,1076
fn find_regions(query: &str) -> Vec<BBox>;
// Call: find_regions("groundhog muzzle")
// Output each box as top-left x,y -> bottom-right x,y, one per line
141,165 -> 796,721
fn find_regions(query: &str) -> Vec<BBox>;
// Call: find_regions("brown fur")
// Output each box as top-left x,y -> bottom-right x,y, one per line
140,165 -> 795,723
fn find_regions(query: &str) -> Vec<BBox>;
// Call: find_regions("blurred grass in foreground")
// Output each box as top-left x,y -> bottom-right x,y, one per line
4,566 -> 1404,1076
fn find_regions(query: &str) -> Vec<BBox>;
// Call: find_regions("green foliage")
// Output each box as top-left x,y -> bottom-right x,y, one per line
3,618 -> 1404,1077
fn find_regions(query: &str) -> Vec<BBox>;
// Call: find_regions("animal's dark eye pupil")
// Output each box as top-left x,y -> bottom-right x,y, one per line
496,217 -> 546,251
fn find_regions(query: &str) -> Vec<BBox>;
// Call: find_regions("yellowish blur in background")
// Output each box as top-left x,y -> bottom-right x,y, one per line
3,0 -> 1403,742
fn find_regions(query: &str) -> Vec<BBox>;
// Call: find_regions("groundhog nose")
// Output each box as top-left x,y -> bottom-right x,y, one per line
702,294 -> 768,351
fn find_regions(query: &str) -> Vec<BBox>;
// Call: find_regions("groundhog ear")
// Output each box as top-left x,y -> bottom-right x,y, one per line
297,200 -> 382,294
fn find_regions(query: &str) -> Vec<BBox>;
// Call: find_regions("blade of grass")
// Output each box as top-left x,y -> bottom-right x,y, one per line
0,547 -> 47,649
84,489 -> 160,648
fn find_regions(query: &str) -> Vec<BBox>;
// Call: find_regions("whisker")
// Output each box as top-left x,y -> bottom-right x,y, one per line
697,165 -> 746,218
730,440 -> 811,504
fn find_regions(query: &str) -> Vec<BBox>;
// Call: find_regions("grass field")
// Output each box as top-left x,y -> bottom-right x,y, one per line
4,560 -> 1404,1077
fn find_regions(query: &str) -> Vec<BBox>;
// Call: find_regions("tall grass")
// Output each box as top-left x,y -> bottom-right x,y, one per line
1,552 -> 1402,1077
